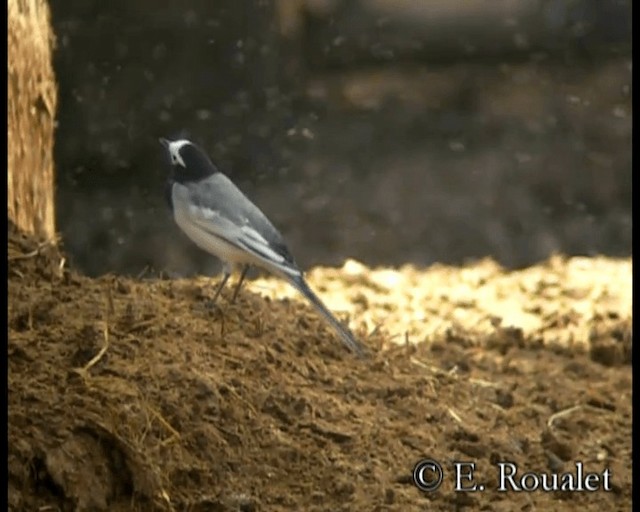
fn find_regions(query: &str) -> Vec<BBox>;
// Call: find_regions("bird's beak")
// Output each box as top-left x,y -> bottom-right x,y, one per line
159,137 -> 170,148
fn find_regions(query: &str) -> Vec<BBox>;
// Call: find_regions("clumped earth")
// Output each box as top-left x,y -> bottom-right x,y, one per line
8,224 -> 632,511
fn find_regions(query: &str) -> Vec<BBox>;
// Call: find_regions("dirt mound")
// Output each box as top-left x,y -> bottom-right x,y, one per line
8,226 -> 631,511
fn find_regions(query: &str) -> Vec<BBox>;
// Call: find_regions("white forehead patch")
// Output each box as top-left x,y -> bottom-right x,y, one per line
167,139 -> 192,167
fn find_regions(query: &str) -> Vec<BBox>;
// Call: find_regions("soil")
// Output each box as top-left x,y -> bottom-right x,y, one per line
8,224 -> 632,512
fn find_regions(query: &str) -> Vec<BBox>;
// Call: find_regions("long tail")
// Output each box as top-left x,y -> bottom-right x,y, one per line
286,275 -> 367,357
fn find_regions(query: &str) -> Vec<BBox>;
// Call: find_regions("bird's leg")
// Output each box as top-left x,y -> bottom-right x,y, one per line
211,269 -> 231,303
231,265 -> 249,303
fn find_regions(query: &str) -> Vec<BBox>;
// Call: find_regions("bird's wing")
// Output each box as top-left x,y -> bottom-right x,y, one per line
173,179 -> 300,276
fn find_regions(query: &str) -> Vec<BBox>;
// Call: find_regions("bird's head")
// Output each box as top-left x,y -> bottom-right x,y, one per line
160,137 -> 219,182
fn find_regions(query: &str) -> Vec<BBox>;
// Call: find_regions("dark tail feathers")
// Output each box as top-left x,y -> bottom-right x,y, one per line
287,275 -> 367,357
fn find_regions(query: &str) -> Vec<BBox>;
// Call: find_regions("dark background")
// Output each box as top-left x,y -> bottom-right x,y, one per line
50,0 -> 631,277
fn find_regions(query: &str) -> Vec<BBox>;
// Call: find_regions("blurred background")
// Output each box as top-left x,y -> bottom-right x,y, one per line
50,0 -> 631,277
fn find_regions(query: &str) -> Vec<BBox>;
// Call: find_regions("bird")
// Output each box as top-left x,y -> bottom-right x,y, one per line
160,137 -> 366,357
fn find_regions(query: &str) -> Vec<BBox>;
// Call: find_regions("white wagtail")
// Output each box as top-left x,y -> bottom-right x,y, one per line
160,137 -> 366,357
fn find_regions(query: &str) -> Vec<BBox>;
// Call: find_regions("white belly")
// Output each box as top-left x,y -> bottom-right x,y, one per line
173,206 -> 256,267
